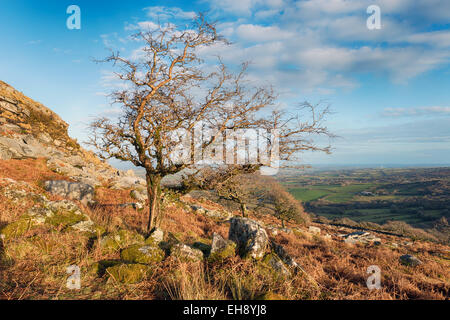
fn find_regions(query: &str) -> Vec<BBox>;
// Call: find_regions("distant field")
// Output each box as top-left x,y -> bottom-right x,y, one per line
280,168 -> 450,242
315,208 -> 443,225
287,183 -> 374,203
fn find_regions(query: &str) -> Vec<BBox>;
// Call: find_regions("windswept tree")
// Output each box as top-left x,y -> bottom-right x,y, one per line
88,15 -> 333,232
265,182 -> 309,227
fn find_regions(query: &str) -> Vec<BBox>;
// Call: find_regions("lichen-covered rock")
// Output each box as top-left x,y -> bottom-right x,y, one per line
44,180 -> 94,205
120,244 -> 165,264
229,217 -> 269,260
208,233 -> 236,263
400,254 -> 422,267
41,200 -> 89,228
90,259 -> 122,276
270,241 -> 299,272
261,253 -> 290,277
145,227 -> 164,245
106,263 -> 150,284
0,200 -> 90,239
0,216 -> 42,240
170,243 -> 204,262
99,229 -> 145,253
70,220 -> 106,237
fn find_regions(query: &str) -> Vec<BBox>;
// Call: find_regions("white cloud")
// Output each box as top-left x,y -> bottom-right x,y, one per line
114,1 -> 450,95
144,6 -> 196,20
236,24 -> 293,41
382,106 -> 450,117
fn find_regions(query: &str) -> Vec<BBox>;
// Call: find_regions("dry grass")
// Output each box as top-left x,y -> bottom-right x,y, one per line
0,158 -> 73,186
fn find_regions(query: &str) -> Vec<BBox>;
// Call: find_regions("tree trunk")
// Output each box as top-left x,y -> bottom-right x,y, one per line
281,219 -> 285,228
145,173 -> 161,233
240,202 -> 248,218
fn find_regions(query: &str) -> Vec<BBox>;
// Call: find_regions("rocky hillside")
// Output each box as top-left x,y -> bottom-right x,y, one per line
0,81 -> 145,190
0,82 -> 449,300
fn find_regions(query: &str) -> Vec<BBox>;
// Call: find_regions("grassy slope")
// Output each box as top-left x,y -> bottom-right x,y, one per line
0,159 -> 449,300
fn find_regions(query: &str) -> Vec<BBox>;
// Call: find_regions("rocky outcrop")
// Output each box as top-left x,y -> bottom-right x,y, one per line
208,233 -> 236,262
340,231 -> 381,245
229,217 -> 269,260
0,178 -> 102,240
44,180 -> 94,205
0,81 -> 146,190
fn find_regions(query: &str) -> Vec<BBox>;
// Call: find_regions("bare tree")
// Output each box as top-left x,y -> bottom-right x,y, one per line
88,15 -> 333,233
265,182 -> 309,227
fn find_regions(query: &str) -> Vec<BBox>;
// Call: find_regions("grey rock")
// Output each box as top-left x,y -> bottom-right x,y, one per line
112,176 -> 146,189
343,231 -> 381,244
0,135 -> 48,159
308,226 -> 321,235
0,123 -> 22,134
229,217 -> 269,260
264,254 -> 290,276
131,189 -> 147,202
271,241 -> 300,271
170,243 -> 204,262
44,180 -> 94,205
146,227 -> 164,244
0,100 -> 19,114
400,254 -> 422,267
208,232 -> 236,262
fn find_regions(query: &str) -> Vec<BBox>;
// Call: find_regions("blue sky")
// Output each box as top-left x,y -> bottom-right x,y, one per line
0,0 -> 449,167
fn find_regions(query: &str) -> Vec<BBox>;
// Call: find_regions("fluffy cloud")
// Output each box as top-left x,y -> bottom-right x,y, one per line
121,1 -> 450,94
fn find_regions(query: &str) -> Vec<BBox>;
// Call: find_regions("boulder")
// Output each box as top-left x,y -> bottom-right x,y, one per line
70,220 -> 106,237
261,253 -> 290,277
99,229 -> 145,253
170,243 -> 204,262
90,259 -> 122,277
400,254 -> 422,267
0,135 -> 49,160
145,227 -> 164,245
44,180 -> 94,205
270,241 -> 300,271
120,244 -> 165,264
229,217 -> 269,260
208,233 -> 236,262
